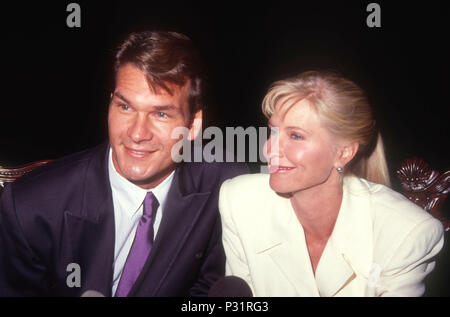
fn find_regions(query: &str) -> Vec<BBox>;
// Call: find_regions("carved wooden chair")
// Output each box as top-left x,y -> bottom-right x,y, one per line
396,158 -> 450,232
0,160 -> 50,196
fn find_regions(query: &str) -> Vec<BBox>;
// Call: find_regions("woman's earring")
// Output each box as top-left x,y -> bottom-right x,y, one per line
336,167 -> 344,173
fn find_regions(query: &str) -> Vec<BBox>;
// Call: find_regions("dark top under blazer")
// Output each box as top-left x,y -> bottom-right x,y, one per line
0,142 -> 248,296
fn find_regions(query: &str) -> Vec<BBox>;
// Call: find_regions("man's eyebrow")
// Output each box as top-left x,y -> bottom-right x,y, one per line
113,93 -> 180,112
113,92 -> 132,105
153,105 -> 179,112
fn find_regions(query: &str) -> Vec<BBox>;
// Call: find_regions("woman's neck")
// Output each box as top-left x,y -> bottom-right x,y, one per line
290,175 -> 343,242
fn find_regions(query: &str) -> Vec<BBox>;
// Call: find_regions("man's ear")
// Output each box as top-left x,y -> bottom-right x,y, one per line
336,141 -> 359,168
188,109 -> 203,141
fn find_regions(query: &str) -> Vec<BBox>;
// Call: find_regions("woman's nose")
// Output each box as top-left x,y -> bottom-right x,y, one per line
264,133 -> 282,164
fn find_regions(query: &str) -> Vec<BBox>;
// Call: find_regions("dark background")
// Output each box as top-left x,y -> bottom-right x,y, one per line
0,0 -> 449,296
1,1 -> 449,183
1,1 -> 448,177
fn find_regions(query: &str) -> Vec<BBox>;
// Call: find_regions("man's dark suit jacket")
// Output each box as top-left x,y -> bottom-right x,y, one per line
0,142 -> 247,296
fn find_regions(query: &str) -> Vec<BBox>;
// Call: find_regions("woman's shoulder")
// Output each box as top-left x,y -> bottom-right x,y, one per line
221,172 -> 272,195
219,173 -> 284,216
345,176 -> 444,274
345,175 -> 443,233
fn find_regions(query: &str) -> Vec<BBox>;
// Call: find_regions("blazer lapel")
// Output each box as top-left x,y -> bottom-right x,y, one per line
65,142 -> 115,297
314,238 -> 356,296
315,176 -> 374,297
267,245 -> 320,296
256,196 -> 320,296
257,176 -> 374,297
128,163 -> 210,296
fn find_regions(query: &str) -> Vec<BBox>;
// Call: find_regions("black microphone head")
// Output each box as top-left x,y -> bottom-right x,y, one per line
81,290 -> 105,297
208,276 -> 253,297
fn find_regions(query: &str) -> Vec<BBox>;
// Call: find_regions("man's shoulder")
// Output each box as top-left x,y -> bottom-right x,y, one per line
6,142 -> 108,197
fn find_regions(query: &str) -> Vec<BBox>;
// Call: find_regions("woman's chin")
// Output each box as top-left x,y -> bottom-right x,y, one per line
269,178 -> 294,195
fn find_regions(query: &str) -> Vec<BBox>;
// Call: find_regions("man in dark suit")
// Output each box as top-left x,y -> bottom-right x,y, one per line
0,31 -> 247,296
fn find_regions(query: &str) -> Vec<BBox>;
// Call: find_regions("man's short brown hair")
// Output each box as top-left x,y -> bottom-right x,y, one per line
114,31 -> 205,117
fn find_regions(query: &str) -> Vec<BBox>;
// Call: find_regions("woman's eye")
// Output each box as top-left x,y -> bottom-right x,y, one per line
290,133 -> 303,140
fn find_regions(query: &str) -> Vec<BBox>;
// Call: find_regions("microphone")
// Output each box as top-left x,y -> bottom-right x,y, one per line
81,290 -> 105,297
208,276 -> 253,297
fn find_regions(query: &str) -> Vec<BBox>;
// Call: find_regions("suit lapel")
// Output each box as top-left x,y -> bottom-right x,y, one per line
65,142 -> 115,297
65,204 -> 115,296
128,163 -> 210,296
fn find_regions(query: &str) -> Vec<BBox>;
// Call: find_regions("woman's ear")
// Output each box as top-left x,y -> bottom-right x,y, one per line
336,141 -> 359,168
188,109 -> 203,141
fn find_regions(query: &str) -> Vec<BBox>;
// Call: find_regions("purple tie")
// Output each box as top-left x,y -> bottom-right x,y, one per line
115,192 -> 159,297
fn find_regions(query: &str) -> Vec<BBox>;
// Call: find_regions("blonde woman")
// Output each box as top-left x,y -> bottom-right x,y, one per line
219,71 -> 444,296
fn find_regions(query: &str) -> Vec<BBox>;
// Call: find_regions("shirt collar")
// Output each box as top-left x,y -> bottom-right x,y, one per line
108,148 -> 175,217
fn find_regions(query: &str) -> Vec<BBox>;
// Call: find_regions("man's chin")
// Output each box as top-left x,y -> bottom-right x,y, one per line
122,167 -> 176,189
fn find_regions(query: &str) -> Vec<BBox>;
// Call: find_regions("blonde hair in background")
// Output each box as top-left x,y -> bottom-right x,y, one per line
262,71 -> 391,187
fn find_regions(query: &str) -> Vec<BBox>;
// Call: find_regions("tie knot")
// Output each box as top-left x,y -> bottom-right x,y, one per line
143,192 -> 158,218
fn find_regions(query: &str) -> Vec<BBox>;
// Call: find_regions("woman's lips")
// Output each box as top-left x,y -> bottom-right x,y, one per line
269,165 -> 295,174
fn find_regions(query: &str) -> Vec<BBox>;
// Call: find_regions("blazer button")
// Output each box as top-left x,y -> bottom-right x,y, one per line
195,252 -> 203,259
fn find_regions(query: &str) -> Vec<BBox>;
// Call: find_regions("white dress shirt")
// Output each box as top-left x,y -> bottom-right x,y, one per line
108,149 -> 174,296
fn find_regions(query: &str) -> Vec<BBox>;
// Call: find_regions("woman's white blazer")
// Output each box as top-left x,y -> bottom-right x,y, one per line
219,174 -> 444,296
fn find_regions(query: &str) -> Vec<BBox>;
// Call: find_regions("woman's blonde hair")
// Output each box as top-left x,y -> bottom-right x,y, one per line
262,70 -> 391,187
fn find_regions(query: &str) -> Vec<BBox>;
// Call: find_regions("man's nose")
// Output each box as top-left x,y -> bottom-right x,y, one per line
128,114 -> 153,143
